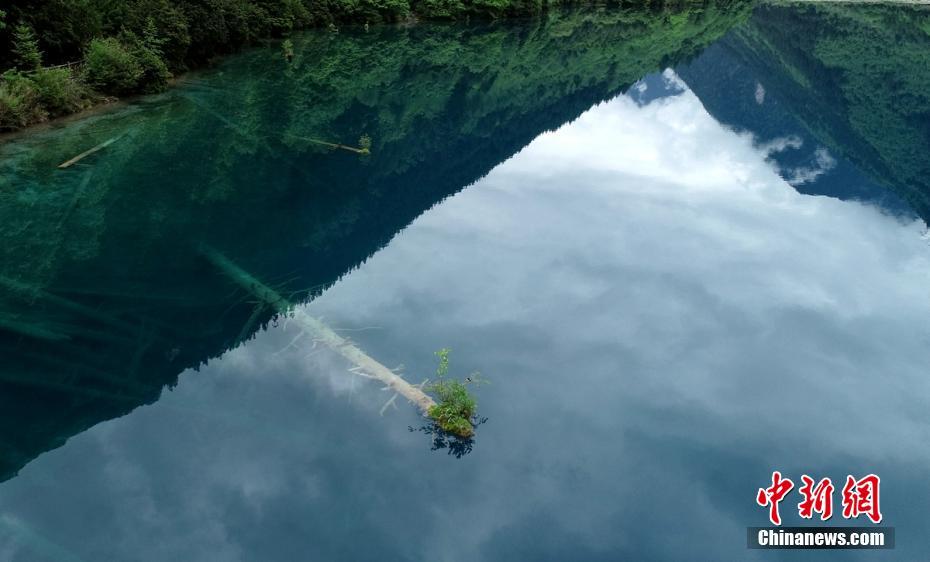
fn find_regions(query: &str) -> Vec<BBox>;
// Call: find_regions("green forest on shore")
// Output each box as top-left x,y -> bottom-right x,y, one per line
0,0 -> 689,131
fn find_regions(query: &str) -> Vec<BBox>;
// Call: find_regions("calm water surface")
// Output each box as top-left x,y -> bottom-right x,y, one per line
1,3 -> 930,560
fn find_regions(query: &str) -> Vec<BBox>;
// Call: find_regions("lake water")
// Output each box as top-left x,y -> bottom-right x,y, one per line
1,2 -> 929,560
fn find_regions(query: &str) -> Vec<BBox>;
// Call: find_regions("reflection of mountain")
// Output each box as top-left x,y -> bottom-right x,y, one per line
679,3 -> 930,220
0,4 -> 751,482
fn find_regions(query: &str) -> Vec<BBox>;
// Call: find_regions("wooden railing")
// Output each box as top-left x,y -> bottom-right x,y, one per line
18,60 -> 84,75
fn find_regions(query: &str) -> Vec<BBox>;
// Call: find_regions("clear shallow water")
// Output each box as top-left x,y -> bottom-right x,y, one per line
2,3 -> 930,561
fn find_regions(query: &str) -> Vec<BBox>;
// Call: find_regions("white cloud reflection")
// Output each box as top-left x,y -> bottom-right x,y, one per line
783,146 -> 837,185
2,83 -> 930,561
307,88 -> 930,557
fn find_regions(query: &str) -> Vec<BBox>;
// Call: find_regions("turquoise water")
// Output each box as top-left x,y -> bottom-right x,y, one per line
1,3 -> 930,560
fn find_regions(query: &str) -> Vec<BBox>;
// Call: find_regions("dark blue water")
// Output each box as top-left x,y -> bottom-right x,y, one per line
1,3 -> 929,560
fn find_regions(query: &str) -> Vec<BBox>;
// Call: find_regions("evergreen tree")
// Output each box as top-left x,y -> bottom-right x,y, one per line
12,24 -> 43,70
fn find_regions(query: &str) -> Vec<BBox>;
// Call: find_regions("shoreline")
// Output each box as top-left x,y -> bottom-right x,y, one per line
0,69 -> 206,145
0,99 -> 126,144
0,13 -> 515,141
0,20 -> 432,142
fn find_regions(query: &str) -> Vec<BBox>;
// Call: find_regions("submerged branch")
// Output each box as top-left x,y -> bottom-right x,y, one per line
57,136 -> 120,169
285,134 -> 371,155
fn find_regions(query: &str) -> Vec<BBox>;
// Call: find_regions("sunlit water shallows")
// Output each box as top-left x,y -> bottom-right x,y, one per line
2,3 -> 930,561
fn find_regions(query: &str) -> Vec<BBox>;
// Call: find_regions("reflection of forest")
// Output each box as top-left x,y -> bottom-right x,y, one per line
718,3 -> 930,221
0,4 -> 752,482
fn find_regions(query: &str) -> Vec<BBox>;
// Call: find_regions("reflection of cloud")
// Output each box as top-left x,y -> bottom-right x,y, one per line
754,136 -> 837,186
2,85 -> 930,561
661,68 -> 688,92
783,146 -> 837,185
627,70 -> 687,107
508,90 -> 786,196
758,134 -> 803,157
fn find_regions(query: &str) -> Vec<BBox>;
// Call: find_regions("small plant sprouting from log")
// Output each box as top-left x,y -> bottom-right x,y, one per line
358,134 -> 372,154
426,348 -> 482,438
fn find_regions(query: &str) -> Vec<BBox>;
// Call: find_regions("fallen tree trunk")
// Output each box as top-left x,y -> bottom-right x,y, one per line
284,134 -> 371,155
199,244 -> 437,415
57,136 -> 120,169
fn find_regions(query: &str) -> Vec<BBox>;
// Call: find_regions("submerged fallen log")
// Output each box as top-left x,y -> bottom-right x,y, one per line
0,275 -> 136,334
0,315 -> 70,342
57,136 -> 120,169
199,245 -> 437,415
285,134 -> 371,155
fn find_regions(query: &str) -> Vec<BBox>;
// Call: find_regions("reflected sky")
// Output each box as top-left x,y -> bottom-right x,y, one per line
2,77 -> 929,561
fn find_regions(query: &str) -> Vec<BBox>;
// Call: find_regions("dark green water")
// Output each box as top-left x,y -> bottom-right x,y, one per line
1,2 -> 930,560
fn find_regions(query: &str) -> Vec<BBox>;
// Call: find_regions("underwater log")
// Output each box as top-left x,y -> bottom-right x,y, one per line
57,137 -> 119,169
199,245 -> 437,415
285,135 -> 370,155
